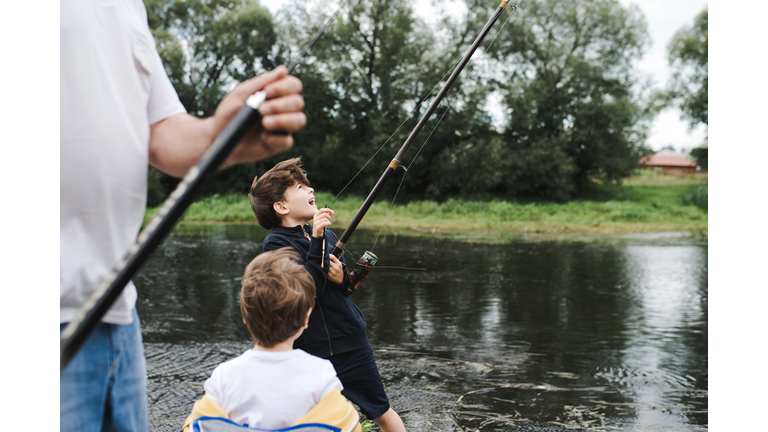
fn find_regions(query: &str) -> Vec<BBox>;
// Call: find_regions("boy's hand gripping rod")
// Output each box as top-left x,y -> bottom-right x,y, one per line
330,1 -> 512,260
60,0 -> 350,373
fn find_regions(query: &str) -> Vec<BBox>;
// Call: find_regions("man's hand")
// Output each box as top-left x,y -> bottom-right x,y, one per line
149,65 -> 306,178
312,208 -> 334,239
215,65 -> 306,167
328,255 -> 344,285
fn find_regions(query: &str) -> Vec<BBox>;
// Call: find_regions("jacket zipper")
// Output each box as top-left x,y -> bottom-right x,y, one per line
316,301 -> 334,357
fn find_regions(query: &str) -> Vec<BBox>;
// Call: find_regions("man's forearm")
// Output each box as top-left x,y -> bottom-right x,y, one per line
148,113 -> 221,178
148,67 -> 305,178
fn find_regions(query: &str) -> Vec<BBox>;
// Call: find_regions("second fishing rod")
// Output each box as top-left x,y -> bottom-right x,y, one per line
330,0 -> 513,264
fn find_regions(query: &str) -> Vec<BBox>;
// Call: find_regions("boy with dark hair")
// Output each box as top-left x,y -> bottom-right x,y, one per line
249,158 -> 406,432
183,248 -> 360,432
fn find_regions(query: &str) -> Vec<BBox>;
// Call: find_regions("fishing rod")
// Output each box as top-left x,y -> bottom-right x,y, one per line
330,0 -> 513,271
60,0 -> 350,373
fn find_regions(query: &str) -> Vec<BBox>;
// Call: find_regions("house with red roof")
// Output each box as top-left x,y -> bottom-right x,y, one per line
639,150 -> 698,174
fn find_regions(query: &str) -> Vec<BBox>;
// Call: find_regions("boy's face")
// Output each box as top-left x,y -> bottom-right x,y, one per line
278,182 -> 317,222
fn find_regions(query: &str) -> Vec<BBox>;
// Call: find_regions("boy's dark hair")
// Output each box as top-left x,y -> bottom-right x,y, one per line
240,248 -> 315,348
248,157 -> 311,229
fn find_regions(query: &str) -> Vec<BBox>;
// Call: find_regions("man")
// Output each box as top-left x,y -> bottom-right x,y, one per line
60,1 -> 306,431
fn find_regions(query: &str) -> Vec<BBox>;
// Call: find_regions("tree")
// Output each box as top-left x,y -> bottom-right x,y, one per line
461,0 -> 652,201
265,0 -> 494,199
690,146 -> 707,171
666,8 -> 708,130
145,0 -> 277,116
143,0 -> 279,204
143,0 -> 655,204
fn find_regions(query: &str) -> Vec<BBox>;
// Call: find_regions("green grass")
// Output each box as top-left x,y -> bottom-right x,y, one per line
681,184 -> 708,210
622,169 -> 708,186
145,171 -> 707,235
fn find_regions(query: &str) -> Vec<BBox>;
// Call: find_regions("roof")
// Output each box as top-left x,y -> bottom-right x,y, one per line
639,151 -> 697,167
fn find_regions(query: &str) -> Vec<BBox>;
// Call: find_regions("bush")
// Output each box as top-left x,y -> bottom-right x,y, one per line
681,185 -> 708,211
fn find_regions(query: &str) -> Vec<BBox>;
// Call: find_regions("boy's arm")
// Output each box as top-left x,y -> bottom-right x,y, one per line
334,256 -> 353,297
341,252 -> 352,293
326,231 -> 353,296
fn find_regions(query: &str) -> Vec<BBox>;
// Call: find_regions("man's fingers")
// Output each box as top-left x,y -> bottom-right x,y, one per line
259,94 -> 305,116
263,75 -> 303,99
248,132 -> 292,157
262,112 -> 307,133
329,255 -> 340,263
235,65 -> 288,98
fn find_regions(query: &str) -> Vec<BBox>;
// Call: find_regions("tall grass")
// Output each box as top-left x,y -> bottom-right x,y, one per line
144,171 -> 708,234
681,185 -> 708,211
147,193 -> 707,234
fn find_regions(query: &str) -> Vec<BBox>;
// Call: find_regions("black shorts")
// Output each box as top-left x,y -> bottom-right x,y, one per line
328,345 -> 390,420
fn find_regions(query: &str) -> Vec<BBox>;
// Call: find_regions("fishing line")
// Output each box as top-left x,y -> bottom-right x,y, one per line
345,246 -> 365,261
332,239 -> 365,262
404,4 -> 520,167
369,4 -> 519,252
370,88 -> 458,252
375,266 -> 427,271
289,0 -> 352,73
326,55 -> 468,207
369,170 -> 408,252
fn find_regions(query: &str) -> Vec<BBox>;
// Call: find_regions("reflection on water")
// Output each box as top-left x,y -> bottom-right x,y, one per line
135,226 -> 707,431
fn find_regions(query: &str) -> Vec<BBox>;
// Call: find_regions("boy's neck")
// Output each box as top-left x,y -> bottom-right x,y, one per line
253,339 -> 294,352
280,216 -> 310,230
253,328 -> 303,352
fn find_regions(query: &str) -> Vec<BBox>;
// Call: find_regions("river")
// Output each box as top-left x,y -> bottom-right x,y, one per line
135,225 -> 707,431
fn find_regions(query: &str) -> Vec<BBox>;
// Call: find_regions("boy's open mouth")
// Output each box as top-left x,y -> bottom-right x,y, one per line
309,197 -> 315,206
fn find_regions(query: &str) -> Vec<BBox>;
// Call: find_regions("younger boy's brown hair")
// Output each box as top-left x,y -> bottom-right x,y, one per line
240,248 -> 315,348
248,157 -> 311,229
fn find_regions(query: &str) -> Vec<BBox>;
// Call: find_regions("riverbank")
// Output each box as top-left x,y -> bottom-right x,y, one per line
145,171 -> 707,238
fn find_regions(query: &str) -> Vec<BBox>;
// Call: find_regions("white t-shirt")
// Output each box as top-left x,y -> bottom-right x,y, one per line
204,349 -> 343,429
60,0 -> 186,324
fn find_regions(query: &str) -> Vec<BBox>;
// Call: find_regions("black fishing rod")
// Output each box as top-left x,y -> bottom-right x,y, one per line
330,0 -> 512,263
60,0 -> 350,373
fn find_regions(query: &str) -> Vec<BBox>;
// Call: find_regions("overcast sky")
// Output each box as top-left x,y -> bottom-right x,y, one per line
262,0 -> 708,151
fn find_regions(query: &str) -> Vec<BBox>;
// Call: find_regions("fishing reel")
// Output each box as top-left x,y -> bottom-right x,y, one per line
345,251 -> 378,295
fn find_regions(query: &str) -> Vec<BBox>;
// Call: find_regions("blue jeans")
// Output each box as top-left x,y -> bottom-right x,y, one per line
60,308 -> 149,432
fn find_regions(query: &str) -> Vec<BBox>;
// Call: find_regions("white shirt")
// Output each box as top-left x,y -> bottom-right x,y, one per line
60,0 -> 186,324
204,349 -> 343,429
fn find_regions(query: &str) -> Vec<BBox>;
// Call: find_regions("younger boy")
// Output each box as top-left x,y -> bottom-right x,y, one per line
249,158 -> 406,432
183,248 -> 360,432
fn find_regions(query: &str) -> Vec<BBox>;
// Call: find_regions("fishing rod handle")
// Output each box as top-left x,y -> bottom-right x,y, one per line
60,0 -> 353,372
330,237 -> 348,258
60,93 -> 266,373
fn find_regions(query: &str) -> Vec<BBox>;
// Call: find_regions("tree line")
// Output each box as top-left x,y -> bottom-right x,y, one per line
143,0 -> 707,205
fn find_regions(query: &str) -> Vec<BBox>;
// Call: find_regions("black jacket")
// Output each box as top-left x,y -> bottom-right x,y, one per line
263,224 -> 368,358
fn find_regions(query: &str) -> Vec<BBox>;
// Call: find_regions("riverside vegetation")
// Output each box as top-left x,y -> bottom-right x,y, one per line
145,171 -> 707,240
